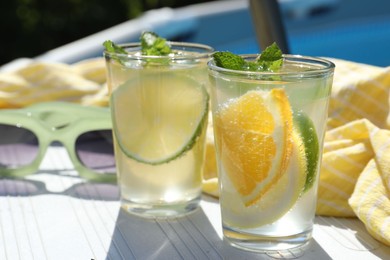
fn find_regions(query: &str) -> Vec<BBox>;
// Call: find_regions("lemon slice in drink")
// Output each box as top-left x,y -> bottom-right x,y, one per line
110,73 -> 209,165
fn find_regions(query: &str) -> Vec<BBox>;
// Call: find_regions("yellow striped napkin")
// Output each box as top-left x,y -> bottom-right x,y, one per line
0,59 -> 108,108
319,119 -> 390,245
327,58 -> 390,129
319,59 -> 390,246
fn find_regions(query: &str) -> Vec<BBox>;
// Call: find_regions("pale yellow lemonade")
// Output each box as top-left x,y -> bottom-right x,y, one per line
209,55 -> 334,251
106,46 -> 211,217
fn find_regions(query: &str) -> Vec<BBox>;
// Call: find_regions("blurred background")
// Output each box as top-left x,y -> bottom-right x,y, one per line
1,0 -> 389,66
0,0 -> 215,65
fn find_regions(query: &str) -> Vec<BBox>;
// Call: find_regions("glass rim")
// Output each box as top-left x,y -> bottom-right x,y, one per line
208,54 -> 335,77
103,41 -> 215,60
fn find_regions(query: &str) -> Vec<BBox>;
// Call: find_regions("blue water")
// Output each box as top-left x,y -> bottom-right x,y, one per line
289,16 -> 390,66
33,0 -> 390,67
177,0 -> 390,67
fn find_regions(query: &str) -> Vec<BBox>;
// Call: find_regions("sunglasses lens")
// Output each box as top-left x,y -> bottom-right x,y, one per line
0,124 -> 39,168
75,130 -> 116,173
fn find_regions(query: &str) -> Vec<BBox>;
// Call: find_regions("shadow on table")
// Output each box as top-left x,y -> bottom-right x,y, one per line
0,174 -> 119,201
0,177 -> 335,259
106,208 -> 332,260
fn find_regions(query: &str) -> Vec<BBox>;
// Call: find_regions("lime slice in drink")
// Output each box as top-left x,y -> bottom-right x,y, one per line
293,111 -> 319,192
110,73 -> 209,165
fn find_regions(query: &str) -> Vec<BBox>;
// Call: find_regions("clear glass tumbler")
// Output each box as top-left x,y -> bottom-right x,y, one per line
104,42 -> 213,218
208,55 -> 334,252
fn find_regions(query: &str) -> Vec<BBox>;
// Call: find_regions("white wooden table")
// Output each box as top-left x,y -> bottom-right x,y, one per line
1,147 -> 389,259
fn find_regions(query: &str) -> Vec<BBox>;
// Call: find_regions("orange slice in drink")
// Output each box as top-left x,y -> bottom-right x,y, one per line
215,88 -> 308,227
215,88 -> 294,206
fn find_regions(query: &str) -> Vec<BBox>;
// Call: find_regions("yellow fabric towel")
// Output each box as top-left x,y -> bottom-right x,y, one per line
317,59 -> 390,247
319,119 -> 390,246
0,59 -> 108,108
327,59 -> 390,129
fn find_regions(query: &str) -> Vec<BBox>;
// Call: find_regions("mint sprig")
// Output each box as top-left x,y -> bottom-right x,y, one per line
212,42 -> 283,72
257,42 -> 283,71
103,32 -> 172,65
140,31 -> 171,56
103,40 -> 128,66
103,40 -> 128,55
212,51 -> 246,70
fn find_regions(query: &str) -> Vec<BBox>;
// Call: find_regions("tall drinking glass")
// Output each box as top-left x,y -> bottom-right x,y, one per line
208,55 -> 334,252
104,42 -> 213,217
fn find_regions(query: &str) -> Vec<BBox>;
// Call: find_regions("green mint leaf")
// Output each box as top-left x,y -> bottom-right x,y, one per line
212,51 -> 246,70
140,31 -> 171,56
103,40 -> 127,55
103,32 -> 172,66
103,40 -> 128,65
257,42 -> 283,71
258,42 -> 282,63
212,43 -> 283,72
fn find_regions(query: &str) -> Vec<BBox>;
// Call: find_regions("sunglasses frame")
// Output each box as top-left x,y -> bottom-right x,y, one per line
0,102 -> 116,182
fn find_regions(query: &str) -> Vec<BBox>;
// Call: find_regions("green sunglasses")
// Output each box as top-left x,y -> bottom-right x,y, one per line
0,102 -> 116,182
